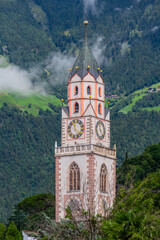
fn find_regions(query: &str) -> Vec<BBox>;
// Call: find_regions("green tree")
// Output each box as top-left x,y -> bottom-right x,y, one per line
101,171 -> 160,239
0,223 -> 6,240
8,206 -> 26,231
5,222 -> 22,240
17,194 -> 55,232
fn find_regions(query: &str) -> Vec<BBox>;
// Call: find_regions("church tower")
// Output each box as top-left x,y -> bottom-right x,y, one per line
55,21 -> 116,222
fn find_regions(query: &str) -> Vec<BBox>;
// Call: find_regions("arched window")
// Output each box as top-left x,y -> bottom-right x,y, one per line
74,102 -> 79,113
98,103 -> 102,114
99,87 -> 101,97
75,86 -> 78,95
69,162 -> 80,191
87,86 -> 91,95
100,164 -> 108,192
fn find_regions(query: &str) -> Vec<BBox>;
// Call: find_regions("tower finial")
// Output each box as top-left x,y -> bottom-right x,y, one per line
83,20 -> 88,43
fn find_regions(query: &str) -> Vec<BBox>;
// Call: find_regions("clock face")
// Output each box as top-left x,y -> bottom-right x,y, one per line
95,120 -> 105,140
69,199 -> 80,212
68,119 -> 84,139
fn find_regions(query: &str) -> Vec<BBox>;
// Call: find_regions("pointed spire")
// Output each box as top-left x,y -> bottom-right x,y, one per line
69,21 -> 100,81
83,20 -> 88,43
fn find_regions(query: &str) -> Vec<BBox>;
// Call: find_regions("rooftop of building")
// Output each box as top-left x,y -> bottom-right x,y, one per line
69,21 -> 102,81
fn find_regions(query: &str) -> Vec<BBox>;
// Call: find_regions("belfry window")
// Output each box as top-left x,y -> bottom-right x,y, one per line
69,162 -> 80,191
75,86 -> 78,95
98,103 -> 102,114
100,164 -> 108,192
74,102 -> 79,113
87,86 -> 91,95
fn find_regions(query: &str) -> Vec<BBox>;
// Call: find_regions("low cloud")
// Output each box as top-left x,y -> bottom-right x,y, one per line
0,66 -> 33,93
114,8 -> 122,12
151,26 -> 159,33
114,4 -> 133,14
91,36 -> 110,67
45,52 -> 76,85
83,0 -> 104,16
0,52 -> 76,94
120,42 -> 130,56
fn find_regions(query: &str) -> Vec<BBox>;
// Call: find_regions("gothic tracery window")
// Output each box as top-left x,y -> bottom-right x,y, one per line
69,162 -> 80,191
100,164 -> 108,192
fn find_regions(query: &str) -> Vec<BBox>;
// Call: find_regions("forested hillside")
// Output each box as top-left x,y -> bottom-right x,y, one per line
0,105 -> 61,223
0,0 -> 160,224
0,0 -> 56,68
1,144 -> 159,240
0,0 -> 160,94
111,110 -> 160,164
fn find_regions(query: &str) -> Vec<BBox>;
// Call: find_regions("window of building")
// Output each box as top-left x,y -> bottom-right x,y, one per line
98,103 -> 102,114
99,87 -> 101,97
87,86 -> 91,95
69,162 -> 80,191
100,164 -> 108,192
74,102 -> 79,113
75,86 -> 78,95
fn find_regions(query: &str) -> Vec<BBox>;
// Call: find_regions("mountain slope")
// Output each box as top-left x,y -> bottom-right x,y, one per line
0,92 -> 61,115
0,0 -> 56,68
0,105 -> 61,223
0,0 -> 160,224
0,0 -> 160,94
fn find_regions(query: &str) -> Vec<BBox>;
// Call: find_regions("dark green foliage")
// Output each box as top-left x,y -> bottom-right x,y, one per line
24,171 -> 160,239
0,223 -> 6,240
5,222 -> 22,240
101,171 -> 160,240
15,194 -> 55,232
48,104 -> 61,114
0,0 -> 160,95
132,92 -> 160,111
3,144 -> 160,239
1,0 -> 160,227
29,207 -> 102,240
18,193 -> 55,216
111,111 -> 160,163
0,105 -> 60,223
1,104 -> 160,223
8,206 -> 26,231
52,85 -> 67,103
117,143 -> 160,185
0,0 -> 56,68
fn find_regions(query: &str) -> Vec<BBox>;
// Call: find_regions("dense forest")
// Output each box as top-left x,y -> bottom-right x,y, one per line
0,144 -> 160,239
0,0 -> 160,94
0,103 -> 160,223
111,110 -> 160,164
0,105 -> 61,223
0,0 -> 160,225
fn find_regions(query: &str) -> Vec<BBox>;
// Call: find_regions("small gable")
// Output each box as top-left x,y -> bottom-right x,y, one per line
70,74 -> 81,82
83,73 -> 96,82
97,75 -> 104,84
83,103 -> 96,116
105,107 -> 110,120
62,106 -> 69,118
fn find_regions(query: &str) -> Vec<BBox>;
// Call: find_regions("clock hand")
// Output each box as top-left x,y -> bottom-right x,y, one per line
73,122 -> 80,134
99,125 -> 102,134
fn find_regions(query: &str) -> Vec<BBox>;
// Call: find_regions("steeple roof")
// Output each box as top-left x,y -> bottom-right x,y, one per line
69,21 -> 100,81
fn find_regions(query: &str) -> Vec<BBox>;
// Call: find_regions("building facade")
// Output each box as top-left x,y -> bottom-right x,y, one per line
55,21 -> 116,222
